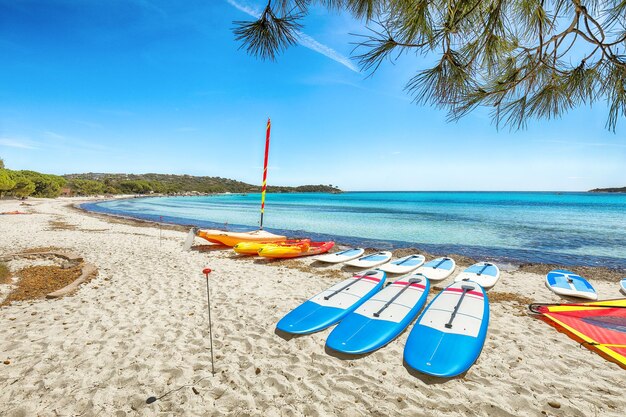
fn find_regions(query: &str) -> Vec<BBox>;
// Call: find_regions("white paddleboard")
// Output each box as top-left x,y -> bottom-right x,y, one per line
344,251 -> 393,268
314,248 -> 365,264
454,262 -> 500,289
545,270 -> 597,300
414,257 -> 456,281
378,254 -> 425,274
620,278 -> 626,295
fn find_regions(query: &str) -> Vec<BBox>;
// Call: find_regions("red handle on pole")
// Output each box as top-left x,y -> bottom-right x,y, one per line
202,268 -> 212,277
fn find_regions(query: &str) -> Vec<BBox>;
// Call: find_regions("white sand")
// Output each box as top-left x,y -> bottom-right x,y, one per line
0,198 -> 624,416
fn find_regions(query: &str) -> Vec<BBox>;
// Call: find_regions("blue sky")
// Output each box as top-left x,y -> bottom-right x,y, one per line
0,0 -> 624,191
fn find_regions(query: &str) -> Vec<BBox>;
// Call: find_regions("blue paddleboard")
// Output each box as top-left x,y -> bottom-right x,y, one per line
404,281 -> 489,377
326,273 -> 430,354
276,270 -> 386,335
546,269 -> 597,300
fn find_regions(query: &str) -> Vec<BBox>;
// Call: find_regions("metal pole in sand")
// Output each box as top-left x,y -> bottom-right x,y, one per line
144,270 -> 215,405
159,216 -> 163,246
202,268 -> 215,375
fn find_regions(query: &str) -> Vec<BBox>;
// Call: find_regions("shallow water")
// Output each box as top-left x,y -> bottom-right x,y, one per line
82,192 -> 626,268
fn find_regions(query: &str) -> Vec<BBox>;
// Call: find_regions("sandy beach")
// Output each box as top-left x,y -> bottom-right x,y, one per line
0,198 -> 624,417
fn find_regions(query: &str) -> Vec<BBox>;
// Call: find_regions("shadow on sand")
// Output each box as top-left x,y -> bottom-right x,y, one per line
402,359 -> 467,385
274,327 -> 310,341
323,345 -> 376,361
308,260 -> 338,269
191,244 -> 230,252
340,265 -> 369,273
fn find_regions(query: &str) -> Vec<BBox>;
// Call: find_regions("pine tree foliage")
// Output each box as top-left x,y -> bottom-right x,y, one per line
234,0 -> 626,130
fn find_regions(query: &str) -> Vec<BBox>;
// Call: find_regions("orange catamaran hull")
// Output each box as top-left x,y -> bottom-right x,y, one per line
197,229 -> 286,247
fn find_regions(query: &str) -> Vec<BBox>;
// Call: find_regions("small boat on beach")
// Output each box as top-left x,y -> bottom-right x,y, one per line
190,118 -> 286,248
233,239 -> 310,255
196,229 -> 286,247
258,241 -> 335,259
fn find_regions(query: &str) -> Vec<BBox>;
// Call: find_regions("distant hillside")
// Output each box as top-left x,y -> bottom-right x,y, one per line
63,173 -> 341,195
589,187 -> 626,193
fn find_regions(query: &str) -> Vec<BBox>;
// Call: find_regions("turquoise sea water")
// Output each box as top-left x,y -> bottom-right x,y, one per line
82,192 -> 626,269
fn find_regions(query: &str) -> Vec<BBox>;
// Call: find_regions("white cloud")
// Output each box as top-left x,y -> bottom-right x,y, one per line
295,31 -> 359,73
40,130 -> 110,152
0,138 -> 39,150
227,0 -> 259,17
226,0 -> 359,73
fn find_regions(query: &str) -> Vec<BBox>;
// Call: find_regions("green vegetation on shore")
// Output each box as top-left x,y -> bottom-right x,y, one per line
589,187 -> 626,193
64,173 -> 341,195
0,168 -> 66,198
0,159 -> 341,198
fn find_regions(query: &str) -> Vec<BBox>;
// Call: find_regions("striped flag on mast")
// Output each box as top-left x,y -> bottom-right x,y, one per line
259,118 -> 271,229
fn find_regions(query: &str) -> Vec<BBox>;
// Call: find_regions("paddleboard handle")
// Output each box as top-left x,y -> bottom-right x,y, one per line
432,257 -> 449,270
558,272 -> 576,284
444,285 -> 475,329
324,271 -> 375,301
395,254 -> 420,266
361,252 -> 385,261
476,263 -> 491,276
373,276 -> 423,318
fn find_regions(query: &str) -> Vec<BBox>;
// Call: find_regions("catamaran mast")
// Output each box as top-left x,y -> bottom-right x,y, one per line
259,118 -> 271,230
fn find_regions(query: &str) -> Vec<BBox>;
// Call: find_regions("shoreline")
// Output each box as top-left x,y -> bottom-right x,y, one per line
0,197 -> 625,416
79,197 -> 626,276
80,195 -> 626,282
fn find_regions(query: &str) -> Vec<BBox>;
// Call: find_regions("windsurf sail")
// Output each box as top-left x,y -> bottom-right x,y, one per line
529,299 -> 626,369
